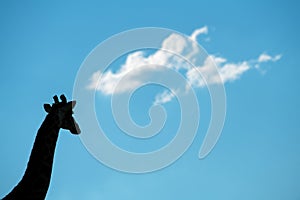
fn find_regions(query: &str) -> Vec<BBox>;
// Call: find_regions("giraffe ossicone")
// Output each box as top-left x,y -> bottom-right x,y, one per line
2,94 -> 81,200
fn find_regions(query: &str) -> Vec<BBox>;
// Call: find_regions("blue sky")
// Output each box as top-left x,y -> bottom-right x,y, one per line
1,0 -> 300,199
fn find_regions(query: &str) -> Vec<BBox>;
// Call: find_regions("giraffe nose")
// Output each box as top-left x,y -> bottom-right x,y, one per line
71,121 -> 81,134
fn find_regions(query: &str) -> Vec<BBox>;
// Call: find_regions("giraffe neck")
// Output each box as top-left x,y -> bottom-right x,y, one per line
3,114 -> 61,200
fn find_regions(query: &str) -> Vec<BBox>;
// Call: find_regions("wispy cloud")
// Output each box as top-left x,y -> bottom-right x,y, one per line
186,56 -> 251,87
153,90 -> 176,105
190,26 -> 208,41
258,53 -> 282,63
88,26 -> 282,104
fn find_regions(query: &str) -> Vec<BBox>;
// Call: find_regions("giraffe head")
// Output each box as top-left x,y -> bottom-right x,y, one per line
43,94 -> 81,134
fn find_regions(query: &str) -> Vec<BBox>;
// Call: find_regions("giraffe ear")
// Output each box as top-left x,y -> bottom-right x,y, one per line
63,101 -> 76,111
44,104 -> 52,113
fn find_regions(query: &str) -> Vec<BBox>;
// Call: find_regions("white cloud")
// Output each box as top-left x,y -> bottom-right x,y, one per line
190,26 -> 208,41
186,56 -> 251,87
220,61 -> 251,82
258,53 -> 282,63
89,50 -> 182,95
88,33 -> 193,95
153,90 -> 175,105
88,26 -> 282,104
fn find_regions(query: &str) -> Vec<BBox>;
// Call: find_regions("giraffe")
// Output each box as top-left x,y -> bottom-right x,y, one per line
2,94 -> 81,200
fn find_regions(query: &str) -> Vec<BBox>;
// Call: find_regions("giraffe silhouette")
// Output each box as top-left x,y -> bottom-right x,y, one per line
2,94 -> 80,200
